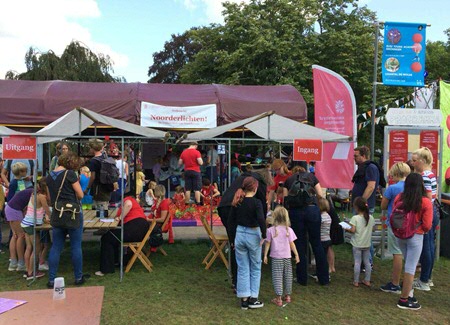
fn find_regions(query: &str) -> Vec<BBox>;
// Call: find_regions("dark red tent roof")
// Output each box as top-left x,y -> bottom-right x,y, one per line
0,80 -> 307,127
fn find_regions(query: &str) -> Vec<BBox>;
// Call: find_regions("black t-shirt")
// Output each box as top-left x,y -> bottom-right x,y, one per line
88,155 -> 113,201
283,172 -> 319,206
218,171 -> 268,216
47,170 -> 79,204
228,197 -> 266,243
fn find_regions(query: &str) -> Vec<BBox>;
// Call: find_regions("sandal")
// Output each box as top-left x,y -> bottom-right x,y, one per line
271,298 -> 283,307
353,282 -> 360,287
284,295 -> 291,303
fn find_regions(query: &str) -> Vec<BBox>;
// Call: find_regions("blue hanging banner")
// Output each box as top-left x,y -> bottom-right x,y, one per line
382,22 -> 427,87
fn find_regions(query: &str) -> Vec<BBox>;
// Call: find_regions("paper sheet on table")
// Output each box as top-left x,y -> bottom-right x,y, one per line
100,218 -> 115,223
339,221 -> 352,230
0,298 -> 27,314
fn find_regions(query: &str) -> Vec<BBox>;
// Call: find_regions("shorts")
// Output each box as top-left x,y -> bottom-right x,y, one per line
387,227 -> 402,255
5,205 -> 24,222
184,170 -> 201,192
321,240 -> 332,252
21,225 -> 34,235
40,230 -> 51,244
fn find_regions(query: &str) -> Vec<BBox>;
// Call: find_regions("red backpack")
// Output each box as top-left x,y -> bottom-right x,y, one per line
389,196 -> 420,239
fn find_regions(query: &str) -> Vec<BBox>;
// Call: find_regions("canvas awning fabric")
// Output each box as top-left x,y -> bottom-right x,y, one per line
0,80 -> 307,127
185,113 -> 351,143
0,108 -> 168,144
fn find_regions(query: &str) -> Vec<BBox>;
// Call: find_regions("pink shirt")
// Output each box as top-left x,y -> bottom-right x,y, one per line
266,226 -> 297,259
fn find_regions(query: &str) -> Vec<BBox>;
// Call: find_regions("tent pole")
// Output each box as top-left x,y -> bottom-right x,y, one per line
370,21 -> 380,156
119,137 -> 124,282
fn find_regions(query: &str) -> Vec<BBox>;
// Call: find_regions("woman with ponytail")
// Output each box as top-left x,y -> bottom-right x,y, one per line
229,176 -> 267,310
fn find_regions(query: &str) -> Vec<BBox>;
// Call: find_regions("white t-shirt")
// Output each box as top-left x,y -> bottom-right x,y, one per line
349,214 -> 375,248
115,159 -> 128,179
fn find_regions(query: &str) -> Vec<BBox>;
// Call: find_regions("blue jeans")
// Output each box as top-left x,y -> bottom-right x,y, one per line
235,226 -> 262,298
419,205 -> 439,282
289,205 -> 329,285
48,212 -> 84,283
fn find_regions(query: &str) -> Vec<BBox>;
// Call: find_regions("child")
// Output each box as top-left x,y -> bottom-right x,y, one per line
79,166 -> 93,210
274,185 -> 284,206
5,162 -> 30,272
318,198 -> 335,274
346,197 -> 375,287
200,178 -> 220,206
6,162 -> 29,201
135,165 -> 147,200
172,185 -> 186,210
263,206 -> 300,307
20,177 -> 51,279
145,181 -> 157,207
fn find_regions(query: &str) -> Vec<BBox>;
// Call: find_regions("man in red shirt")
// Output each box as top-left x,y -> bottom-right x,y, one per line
179,141 -> 203,205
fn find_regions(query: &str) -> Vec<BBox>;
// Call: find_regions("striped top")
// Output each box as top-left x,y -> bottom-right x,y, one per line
320,212 -> 332,242
422,170 -> 437,202
21,195 -> 45,227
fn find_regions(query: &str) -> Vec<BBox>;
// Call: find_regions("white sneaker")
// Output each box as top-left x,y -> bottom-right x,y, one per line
413,279 -> 430,291
428,279 -> 434,287
38,263 -> 49,271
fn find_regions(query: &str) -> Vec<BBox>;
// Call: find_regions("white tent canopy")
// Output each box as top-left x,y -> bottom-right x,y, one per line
185,112 -> 351,143
1,107 -> 169,144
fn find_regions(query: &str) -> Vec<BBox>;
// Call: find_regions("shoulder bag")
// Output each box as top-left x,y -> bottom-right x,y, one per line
50,170 -> 82,229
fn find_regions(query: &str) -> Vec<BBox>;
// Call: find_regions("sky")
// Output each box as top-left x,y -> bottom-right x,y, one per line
0,0 -> 448,83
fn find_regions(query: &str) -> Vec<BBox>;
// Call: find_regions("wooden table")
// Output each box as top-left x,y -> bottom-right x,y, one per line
0,286 -> 104,324
36,209 -> 120,230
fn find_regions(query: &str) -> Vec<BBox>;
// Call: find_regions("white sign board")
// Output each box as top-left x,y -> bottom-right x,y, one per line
140,101 -> 217,129
385,108 -> 441,126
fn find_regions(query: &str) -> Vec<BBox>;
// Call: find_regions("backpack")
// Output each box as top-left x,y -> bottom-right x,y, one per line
93,156 -> 120,186
284,173 -> 316,209
368,161 -> 386,188
389,197 -> 420,239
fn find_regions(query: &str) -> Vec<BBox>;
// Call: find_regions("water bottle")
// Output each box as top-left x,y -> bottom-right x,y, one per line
99,205 -> 104,218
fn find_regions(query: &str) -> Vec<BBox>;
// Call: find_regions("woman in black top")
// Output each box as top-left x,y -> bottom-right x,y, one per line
229,177 -> 266,310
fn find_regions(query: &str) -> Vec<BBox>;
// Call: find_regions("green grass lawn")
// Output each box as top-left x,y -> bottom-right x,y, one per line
1,239 -> 450,324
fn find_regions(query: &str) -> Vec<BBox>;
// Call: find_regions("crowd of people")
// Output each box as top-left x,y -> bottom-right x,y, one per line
0,141 -> 441,311
216,145 -> 439,311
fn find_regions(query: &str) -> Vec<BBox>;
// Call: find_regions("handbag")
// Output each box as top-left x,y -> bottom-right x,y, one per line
434,199 -> 449,220
50,170 -> 82,229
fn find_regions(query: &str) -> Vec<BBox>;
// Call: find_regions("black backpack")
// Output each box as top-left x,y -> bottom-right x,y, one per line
284,173 -> 316,209
93,156 -> 120,186
352,160 -> 387,188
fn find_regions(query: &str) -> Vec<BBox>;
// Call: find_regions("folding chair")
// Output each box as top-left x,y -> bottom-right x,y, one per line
200,215 -> 229,270
123,219 -> 157,273
146,212 -> 171,257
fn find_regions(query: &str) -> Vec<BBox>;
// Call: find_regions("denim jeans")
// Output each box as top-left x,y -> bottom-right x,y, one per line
235,226 -> 262,298
48,212 -> 84,283
289,205 -> 329,285
419,205 -> 439,282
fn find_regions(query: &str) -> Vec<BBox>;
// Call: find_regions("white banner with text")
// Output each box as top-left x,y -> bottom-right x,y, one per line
140,102 -> 217,129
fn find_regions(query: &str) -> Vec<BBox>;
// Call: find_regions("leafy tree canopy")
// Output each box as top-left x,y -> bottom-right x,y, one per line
6,41 -> 125,82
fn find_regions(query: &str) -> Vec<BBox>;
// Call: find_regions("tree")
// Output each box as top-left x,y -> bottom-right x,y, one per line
147,29 -> 202,83
5,41 -> 125,82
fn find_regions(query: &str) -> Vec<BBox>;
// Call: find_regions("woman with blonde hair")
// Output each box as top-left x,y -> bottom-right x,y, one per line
411,147 -> 439,291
